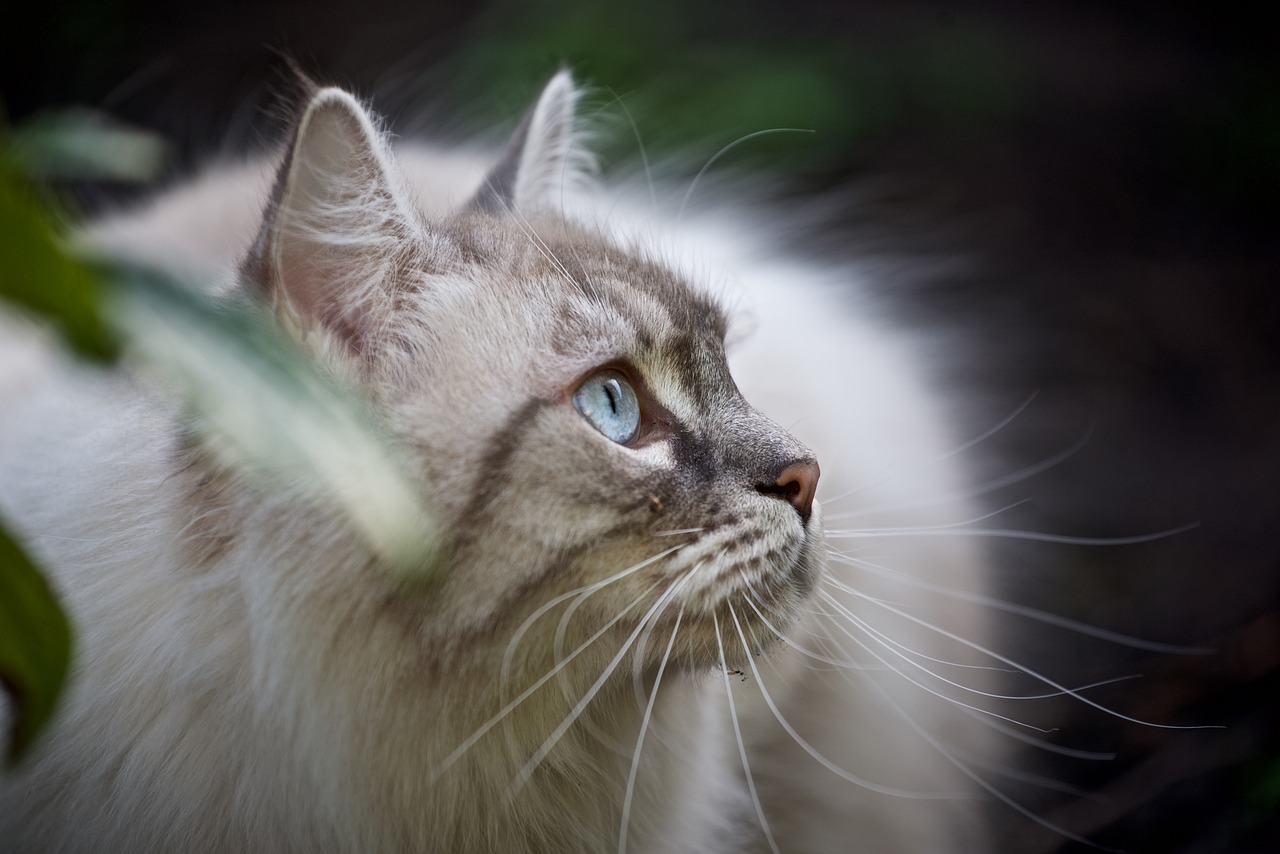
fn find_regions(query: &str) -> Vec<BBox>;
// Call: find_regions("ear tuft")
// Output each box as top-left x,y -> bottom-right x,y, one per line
246,87 -> 423,355
467,69 -> 592,215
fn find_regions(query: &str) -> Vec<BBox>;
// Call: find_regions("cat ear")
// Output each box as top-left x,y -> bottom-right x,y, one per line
246,86 -> 423,354
466,69 -> 587,214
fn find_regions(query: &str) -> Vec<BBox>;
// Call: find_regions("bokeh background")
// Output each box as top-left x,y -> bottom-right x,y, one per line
3,1 -> 1277,850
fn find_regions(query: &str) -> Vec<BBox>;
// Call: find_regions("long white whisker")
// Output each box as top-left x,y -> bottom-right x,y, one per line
629,564 -> 701,710
843,656 -> 1111,848
827,584 -> 1219,730
822,422 -> 1092,521
813,578 -> 1009,673
813,392 -> 1054,513
814,589 -> 1059,731
677,128 -> 815,221
734,570 -> 881,673
499,544 -> 685,695
958,707 -> 1118,761
826,522 -> 1200,546
824,499 -> 1035,536
715,608 -> 781,854
434,549 -> 685,780
509,568 -> 695,794
818,582 -> 1144,702
725,603 -> 963,799
824,550 -> 1210,654
511,206 -> 584,291
602,88 -> 657,213
542,578 -> 666,762
618,606 -> 684,854
945,745 -> 1105,799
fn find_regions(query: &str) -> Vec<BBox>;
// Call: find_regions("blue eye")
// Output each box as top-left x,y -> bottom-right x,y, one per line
573,370 -> 641,444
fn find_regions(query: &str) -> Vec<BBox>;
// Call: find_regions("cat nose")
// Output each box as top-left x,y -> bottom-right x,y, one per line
757,459 -> 820,524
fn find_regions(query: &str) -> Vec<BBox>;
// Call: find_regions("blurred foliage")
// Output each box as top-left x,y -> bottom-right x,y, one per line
0,157 -> 117,360
7,108 -> 171,183
445,0 -> 1024,173
0,521 -> 72,765
0,103 -> 441,767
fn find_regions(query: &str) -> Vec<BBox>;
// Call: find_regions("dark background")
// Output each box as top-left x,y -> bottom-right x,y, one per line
3,1 -> 1277,850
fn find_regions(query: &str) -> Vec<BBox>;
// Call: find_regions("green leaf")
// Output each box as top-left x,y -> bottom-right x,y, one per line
6,108 -> 170,183
0,162 -> 118,360
105,266 -> 446,581
0,160 -> 439,580
0,521 -> 72,766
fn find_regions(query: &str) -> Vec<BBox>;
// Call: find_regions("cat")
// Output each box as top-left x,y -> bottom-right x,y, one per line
0,70 -> 998,852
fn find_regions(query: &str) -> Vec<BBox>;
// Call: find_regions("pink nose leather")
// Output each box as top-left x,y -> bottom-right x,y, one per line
772,460 -> 820,523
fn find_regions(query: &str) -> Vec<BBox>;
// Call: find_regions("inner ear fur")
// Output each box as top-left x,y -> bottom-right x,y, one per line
244,86 -> 425,355
467,69 -> 590,215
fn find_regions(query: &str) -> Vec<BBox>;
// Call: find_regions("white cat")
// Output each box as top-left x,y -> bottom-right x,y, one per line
0,71 -> 997,852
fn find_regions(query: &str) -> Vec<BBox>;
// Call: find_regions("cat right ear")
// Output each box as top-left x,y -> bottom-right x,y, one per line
244,86 -> 424,355
466,69 -> 590,215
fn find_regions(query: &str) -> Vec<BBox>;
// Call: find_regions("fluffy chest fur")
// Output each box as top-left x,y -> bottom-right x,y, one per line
0,72 -> 994,852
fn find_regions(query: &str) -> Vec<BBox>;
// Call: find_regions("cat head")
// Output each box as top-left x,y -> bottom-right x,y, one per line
239,71 -> 822,682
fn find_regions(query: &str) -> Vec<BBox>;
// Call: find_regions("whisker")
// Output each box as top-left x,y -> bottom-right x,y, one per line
824,550 -> 1209,654
958,707 -> 1118,761
813,392 -> 1044,510
601,87 -> 657,213
814,589 -> 1061,732
825,584 -> 1220,730
508,567 -> 695,794
499,544 -> 686,695
824,499 -> 1035,535
433,548 -> 685,780
944,745 -> 1106,800
843,664 -> 1114,849
715,608 -> 781,854
436,585 -> 656,781
735,571 -> 878,673
825,522 -> 1201,547
676,128 -> 815,222
725,603 -> 964,799
511,206 -> 586,291
822,416 -> 1092,522
618,606 -> 684,854
652,527 -> 705,537
819,581 -> 1145,701
542,577 -> 667,763
629,565 -> 702,711
815,579 -> 1011,674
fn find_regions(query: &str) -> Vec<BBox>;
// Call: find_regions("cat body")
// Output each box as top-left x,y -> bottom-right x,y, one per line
0,73 -> 992,852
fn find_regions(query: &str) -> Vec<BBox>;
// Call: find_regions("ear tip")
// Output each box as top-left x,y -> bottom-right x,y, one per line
305,87 -> 365,115
543,68 -> 579,105
548,67 -> 576,88
295,87 -> 381,145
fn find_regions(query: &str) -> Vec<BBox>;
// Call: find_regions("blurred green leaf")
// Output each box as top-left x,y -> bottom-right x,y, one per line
6,108 -> 170,183
0,162 -> 118,360
106,266 -> 446,579
0,522 -> 72,766
0,114 -> 444,772
1,129 -> 442,582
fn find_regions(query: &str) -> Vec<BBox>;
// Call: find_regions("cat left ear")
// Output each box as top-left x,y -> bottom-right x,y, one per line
245,86 -> 423,354
466,69 -> 587,215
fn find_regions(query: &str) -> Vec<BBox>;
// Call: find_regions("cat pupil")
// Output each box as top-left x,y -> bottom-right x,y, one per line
574,370 -> 640,444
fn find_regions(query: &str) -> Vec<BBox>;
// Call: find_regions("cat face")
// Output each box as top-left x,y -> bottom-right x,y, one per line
243,75 -> 822,681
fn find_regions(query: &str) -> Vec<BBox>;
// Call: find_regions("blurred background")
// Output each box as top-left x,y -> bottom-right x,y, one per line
3,0 -> 1276,850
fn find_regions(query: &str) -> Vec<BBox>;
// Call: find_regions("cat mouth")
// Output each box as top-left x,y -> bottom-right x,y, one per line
671,502 -> 820,603
656,513 -> 821,664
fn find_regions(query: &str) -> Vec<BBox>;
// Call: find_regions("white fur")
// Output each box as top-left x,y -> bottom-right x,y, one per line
0,75 -> 996,852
